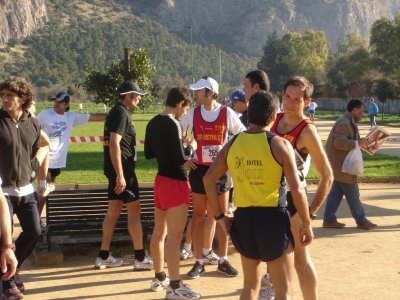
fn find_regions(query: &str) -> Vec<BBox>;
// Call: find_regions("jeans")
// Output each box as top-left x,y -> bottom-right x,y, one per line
323,180 -> 368,225
2,192 -> 41,290
369,114 -> 376,128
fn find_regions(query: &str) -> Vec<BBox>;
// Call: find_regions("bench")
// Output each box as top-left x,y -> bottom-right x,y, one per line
45,186 -> 193,251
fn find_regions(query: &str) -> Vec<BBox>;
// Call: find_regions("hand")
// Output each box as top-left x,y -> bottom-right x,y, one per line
218,216 -> 232,235
188,138 -> 197,151
1,249 -> 18,280
184,159 -> 198,170
114,176 -> 126,195
300,226 -> 314,246
358,138 -> 368,148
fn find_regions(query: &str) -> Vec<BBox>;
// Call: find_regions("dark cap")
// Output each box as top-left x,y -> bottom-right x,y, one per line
118,81 -> 147,96
51,92 -> 70,103
230,90 -> 246,102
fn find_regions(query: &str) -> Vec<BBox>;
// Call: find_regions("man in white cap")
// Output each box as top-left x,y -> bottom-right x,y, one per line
95,80 -> 153,271
180,76 -> 246,278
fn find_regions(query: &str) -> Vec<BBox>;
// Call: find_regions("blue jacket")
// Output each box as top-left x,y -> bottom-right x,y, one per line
368,102 -> 378,115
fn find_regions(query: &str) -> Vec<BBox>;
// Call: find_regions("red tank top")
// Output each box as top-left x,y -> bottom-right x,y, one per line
193,105 -> 227,166
270,113 -> 312,147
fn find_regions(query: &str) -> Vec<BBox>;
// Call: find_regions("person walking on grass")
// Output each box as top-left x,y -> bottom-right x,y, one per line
95,80 -> 153,271
367,98 -> 378,129
145,86 -> 200,299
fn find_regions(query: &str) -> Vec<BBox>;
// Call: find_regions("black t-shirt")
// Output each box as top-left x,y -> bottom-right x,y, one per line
144,114 -> 191,181
103,102 -> 136,177
239,110 -> 248,128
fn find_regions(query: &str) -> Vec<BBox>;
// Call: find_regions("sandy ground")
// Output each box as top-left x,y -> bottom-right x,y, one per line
10,118 -> 400,299
13,183 -> 400,300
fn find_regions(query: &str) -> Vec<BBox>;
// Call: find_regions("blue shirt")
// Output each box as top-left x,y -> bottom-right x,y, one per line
368,102 -> 378,115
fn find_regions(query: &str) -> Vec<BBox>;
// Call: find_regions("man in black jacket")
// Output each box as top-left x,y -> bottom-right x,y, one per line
0,76 -> 42,300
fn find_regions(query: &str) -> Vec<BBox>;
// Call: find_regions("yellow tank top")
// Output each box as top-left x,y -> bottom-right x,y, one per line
227,131 -> 286,207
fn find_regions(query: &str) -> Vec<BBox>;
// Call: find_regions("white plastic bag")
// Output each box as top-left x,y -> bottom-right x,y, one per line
342,142 -> 364,175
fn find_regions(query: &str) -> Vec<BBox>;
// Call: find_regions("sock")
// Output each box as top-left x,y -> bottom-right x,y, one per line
184,243 -> 192,251
170,280 -> 181,290
39,180 -> 46,189
155,271 -> 166,282
98,250 -> 109,260
219,256 -> 228,263
135,249 -> 145,262
203,248 -> 211,256
195,259 -> 204,265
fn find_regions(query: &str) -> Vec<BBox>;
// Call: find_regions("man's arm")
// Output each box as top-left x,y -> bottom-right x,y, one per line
298,125 -> 333,215
89,114 -> 107,122
203,142 -> 232,234
109,132 -> 125,194
273,137 -> 313,246
0,189 -> 17,280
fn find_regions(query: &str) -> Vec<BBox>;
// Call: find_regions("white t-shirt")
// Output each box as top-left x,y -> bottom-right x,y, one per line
309,102 -> 318,110
37,110 -> 90,168
180,104 -> 246,160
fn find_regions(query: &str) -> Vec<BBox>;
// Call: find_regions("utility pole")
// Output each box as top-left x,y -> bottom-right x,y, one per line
124,47 -> 131,80
219,48 -> 222,83
188,25 -> 194,103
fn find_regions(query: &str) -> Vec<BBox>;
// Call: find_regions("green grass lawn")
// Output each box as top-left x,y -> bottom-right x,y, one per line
34,104 -> 400,184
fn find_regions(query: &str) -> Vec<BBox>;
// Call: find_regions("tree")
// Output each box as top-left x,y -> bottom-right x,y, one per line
373,78 -> 396,119
81,47 -> 155,108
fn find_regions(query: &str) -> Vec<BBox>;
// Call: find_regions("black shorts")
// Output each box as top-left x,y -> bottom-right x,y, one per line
48,168 -> 61,177
107,174 -> 140,204
230,207 -> 294,262
189,164 -> 231,195
286,188 -> 308,217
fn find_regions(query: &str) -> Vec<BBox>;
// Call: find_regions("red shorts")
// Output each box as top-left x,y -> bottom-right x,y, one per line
154,175 -> 191,210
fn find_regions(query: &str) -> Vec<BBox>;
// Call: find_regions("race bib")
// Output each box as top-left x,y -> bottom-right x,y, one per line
202,145 -> 222,163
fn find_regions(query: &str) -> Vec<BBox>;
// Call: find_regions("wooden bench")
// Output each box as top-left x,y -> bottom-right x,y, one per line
45,186 -> 193,251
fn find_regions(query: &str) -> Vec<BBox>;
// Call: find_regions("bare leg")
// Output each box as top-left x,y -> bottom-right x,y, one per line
126,200 -> 144,250
150,208 -> 167,273
240,255 -> 263,300
191,193 -> 207,259
267,242 -> 294,300
185,218 -> 193,244
291,213 -> 318,300
100,200 -> 123,250
36,147 -> 49,215
165,203 -> 188,280
203,202 -> 216,249
216,191 -> 229,257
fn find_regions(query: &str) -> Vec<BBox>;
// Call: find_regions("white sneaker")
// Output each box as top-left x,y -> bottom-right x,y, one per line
150,277 -> 170,292
48,182 -> 56,192
134,252 -> 153,270
259,274 -> 274,300
94,254 -> 123,269
38,184 -> 51,197
227,202 -> 233,214
202,250 -> 219,265
260,273 -> 272,290
166,281 -> 200,299
180,248 -> 193,260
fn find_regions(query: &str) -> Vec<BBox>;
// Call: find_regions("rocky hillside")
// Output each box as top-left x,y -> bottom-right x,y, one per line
0,0 -> 47,44
138,0 -> 400,55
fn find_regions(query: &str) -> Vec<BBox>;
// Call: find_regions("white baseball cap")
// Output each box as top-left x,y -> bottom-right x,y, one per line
189,76 -> 219,94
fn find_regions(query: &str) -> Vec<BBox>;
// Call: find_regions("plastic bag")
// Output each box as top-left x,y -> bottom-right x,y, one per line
342,142 -> 364,175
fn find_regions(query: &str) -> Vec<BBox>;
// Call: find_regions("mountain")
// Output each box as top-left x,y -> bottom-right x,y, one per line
133,0 -> 400,55
0,0 -> 48,44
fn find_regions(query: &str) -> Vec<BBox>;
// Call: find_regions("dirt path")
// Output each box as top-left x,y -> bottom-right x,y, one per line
13,183 -> 400,300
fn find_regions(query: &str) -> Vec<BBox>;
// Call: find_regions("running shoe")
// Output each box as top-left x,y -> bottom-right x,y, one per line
217,260 -> 239,276
180,248 -> 193,260
202,250 -> 219,265
48,182 -> 56,192
133,252 -> 153,270
165,281 -> 200,299
260,273 -> 272,291
38,184 -> 51,197
2,285 -> 24,300
150,277 -> 170,292
186,261 -> 205,279
258,285 -> 275,300
94,254 -> 123,269
14,270 -> 24,292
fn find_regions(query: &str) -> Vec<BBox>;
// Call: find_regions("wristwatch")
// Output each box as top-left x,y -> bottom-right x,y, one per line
1,243 -> 16,252
214,213 -> 226,221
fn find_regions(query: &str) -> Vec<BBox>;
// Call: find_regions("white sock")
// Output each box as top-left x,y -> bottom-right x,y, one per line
219,256 -> 228,263
39,180 -> 47,189
184,243 -> 192,251
203,248 -> 212,256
